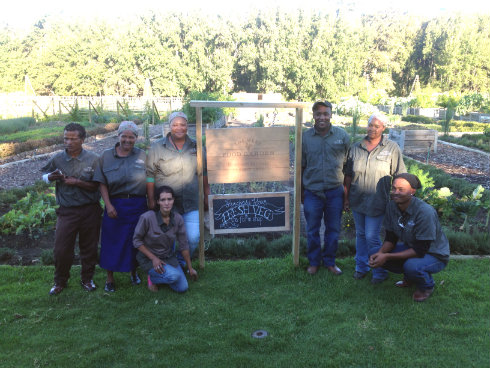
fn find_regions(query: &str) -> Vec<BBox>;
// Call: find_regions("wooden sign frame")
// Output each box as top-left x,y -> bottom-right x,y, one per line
209,192 -> 290,234
206,127 -> 290,184
190,100 -> 310,268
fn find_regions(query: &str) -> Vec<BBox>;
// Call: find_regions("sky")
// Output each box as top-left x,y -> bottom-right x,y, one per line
2,0 -> 490,28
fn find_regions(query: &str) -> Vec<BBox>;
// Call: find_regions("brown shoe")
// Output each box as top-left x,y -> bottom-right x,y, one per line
326,265 -> 343,275
307,265 -> 319,275
49,284 -> 64,295
413,288 -> 434,302
81,280 -> 97,292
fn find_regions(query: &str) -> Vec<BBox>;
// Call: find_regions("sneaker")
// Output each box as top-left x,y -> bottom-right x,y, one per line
49,284 -> 64,295
81,280 -> 97,292
130,273 -> 141,285
104,282 -> 115,292
353,271 -> 367,280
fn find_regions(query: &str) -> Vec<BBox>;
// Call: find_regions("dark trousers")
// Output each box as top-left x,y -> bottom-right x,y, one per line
54,203 -> 102,286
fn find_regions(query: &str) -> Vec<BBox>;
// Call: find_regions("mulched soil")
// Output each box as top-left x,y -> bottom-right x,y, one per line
404,143 -> 489,189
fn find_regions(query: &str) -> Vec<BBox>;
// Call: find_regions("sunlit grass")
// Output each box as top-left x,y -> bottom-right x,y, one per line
1,257 -> 488,367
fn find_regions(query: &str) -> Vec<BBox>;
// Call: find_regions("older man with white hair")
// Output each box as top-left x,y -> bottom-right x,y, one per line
146,112 -> 210,260
343,112 -> 406,284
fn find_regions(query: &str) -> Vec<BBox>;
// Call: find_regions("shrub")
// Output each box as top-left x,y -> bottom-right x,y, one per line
445,230 -> 489,255
401,115 -> 435,124
0,117 -> 36,135
182,91 -> 235,124
0,247 -> 15,262
438,134 -> 490,153
40,250 -> 55,265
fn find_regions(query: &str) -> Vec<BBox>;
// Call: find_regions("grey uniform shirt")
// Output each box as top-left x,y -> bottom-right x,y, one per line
344,136 -> 406,217
146,133 -> 206,214
41,149 -> 100,207
384,197 -> 450,263
93,144 -> 147,197
133,210 -> 189,271
302,126 -> 350,193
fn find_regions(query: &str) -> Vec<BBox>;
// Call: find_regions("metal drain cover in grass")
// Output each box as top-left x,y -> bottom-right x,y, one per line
251,330 -> 268,339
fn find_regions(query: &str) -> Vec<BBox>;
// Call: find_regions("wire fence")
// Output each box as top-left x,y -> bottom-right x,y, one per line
0,95 -> 184,120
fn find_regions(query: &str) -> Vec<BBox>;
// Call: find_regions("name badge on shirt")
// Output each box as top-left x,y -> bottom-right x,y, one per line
377,150 -> 391,157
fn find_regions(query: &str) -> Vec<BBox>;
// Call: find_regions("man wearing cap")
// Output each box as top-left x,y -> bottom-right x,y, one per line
41,123 -> 102,295
146,112 -> 210,258
302,101 -> 350,275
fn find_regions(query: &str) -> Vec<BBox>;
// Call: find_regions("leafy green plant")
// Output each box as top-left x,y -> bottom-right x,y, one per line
68,100 -> 82,122
0,188 -> 58,236
351,100 -> 362,140
441,104 -> 455,136
254,114 -> 265,127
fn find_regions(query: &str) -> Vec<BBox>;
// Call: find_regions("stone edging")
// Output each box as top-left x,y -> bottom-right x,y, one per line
438,140 -> 489,157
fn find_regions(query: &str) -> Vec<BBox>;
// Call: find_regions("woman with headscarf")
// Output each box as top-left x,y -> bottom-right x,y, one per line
93,121 -> 148,292
344,113 -> 406,283
368,173 -> 450,302
146,112 -> 210,261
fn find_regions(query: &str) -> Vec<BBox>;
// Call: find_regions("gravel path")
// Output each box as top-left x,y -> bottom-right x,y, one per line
0,125 -> 165,191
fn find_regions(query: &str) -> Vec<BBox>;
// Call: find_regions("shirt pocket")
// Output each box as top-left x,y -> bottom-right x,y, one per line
102,163 -> 122,184
80,166 -> 96,181
131,162 -> 147,182
375,154 -> 391,173
158,156 -> 181,176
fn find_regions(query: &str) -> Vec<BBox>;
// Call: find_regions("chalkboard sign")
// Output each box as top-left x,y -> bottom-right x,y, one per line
209,192 -> 290,234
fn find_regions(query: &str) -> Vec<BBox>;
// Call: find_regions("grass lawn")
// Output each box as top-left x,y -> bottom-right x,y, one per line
1,257 -> 488,367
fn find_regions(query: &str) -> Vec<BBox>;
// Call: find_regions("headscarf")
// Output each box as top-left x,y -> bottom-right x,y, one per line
117,121 -> 139,137
168,111 -> 188,125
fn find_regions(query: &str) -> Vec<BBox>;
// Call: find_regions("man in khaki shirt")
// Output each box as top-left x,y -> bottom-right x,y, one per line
302,101 -> 350,275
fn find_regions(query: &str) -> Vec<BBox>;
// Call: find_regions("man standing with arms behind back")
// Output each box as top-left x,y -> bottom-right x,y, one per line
302,101 -> 350,275
41,123 -> 102,295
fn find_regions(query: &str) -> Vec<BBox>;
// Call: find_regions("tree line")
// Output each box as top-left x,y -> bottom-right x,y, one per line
1,9 -> 489,101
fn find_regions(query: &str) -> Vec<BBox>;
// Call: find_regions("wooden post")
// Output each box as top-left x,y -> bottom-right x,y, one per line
196,107 -> 205,269
292,107 -> 303,266
151,100 -> 155,125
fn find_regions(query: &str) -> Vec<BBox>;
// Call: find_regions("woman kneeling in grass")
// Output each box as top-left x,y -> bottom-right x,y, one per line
133,185 -> 198,292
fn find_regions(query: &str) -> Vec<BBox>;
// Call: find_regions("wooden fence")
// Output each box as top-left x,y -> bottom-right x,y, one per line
0,95 -> 184,120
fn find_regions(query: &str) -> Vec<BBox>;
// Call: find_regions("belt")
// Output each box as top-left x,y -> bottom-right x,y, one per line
110,194 -> 146,199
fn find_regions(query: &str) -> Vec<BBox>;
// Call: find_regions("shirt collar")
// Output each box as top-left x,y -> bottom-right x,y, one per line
156,209 -> 175,229
313,126 -> 333,137
360,135 -> 386,149
62,148 -> 85,161
112,143 -> 135,157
